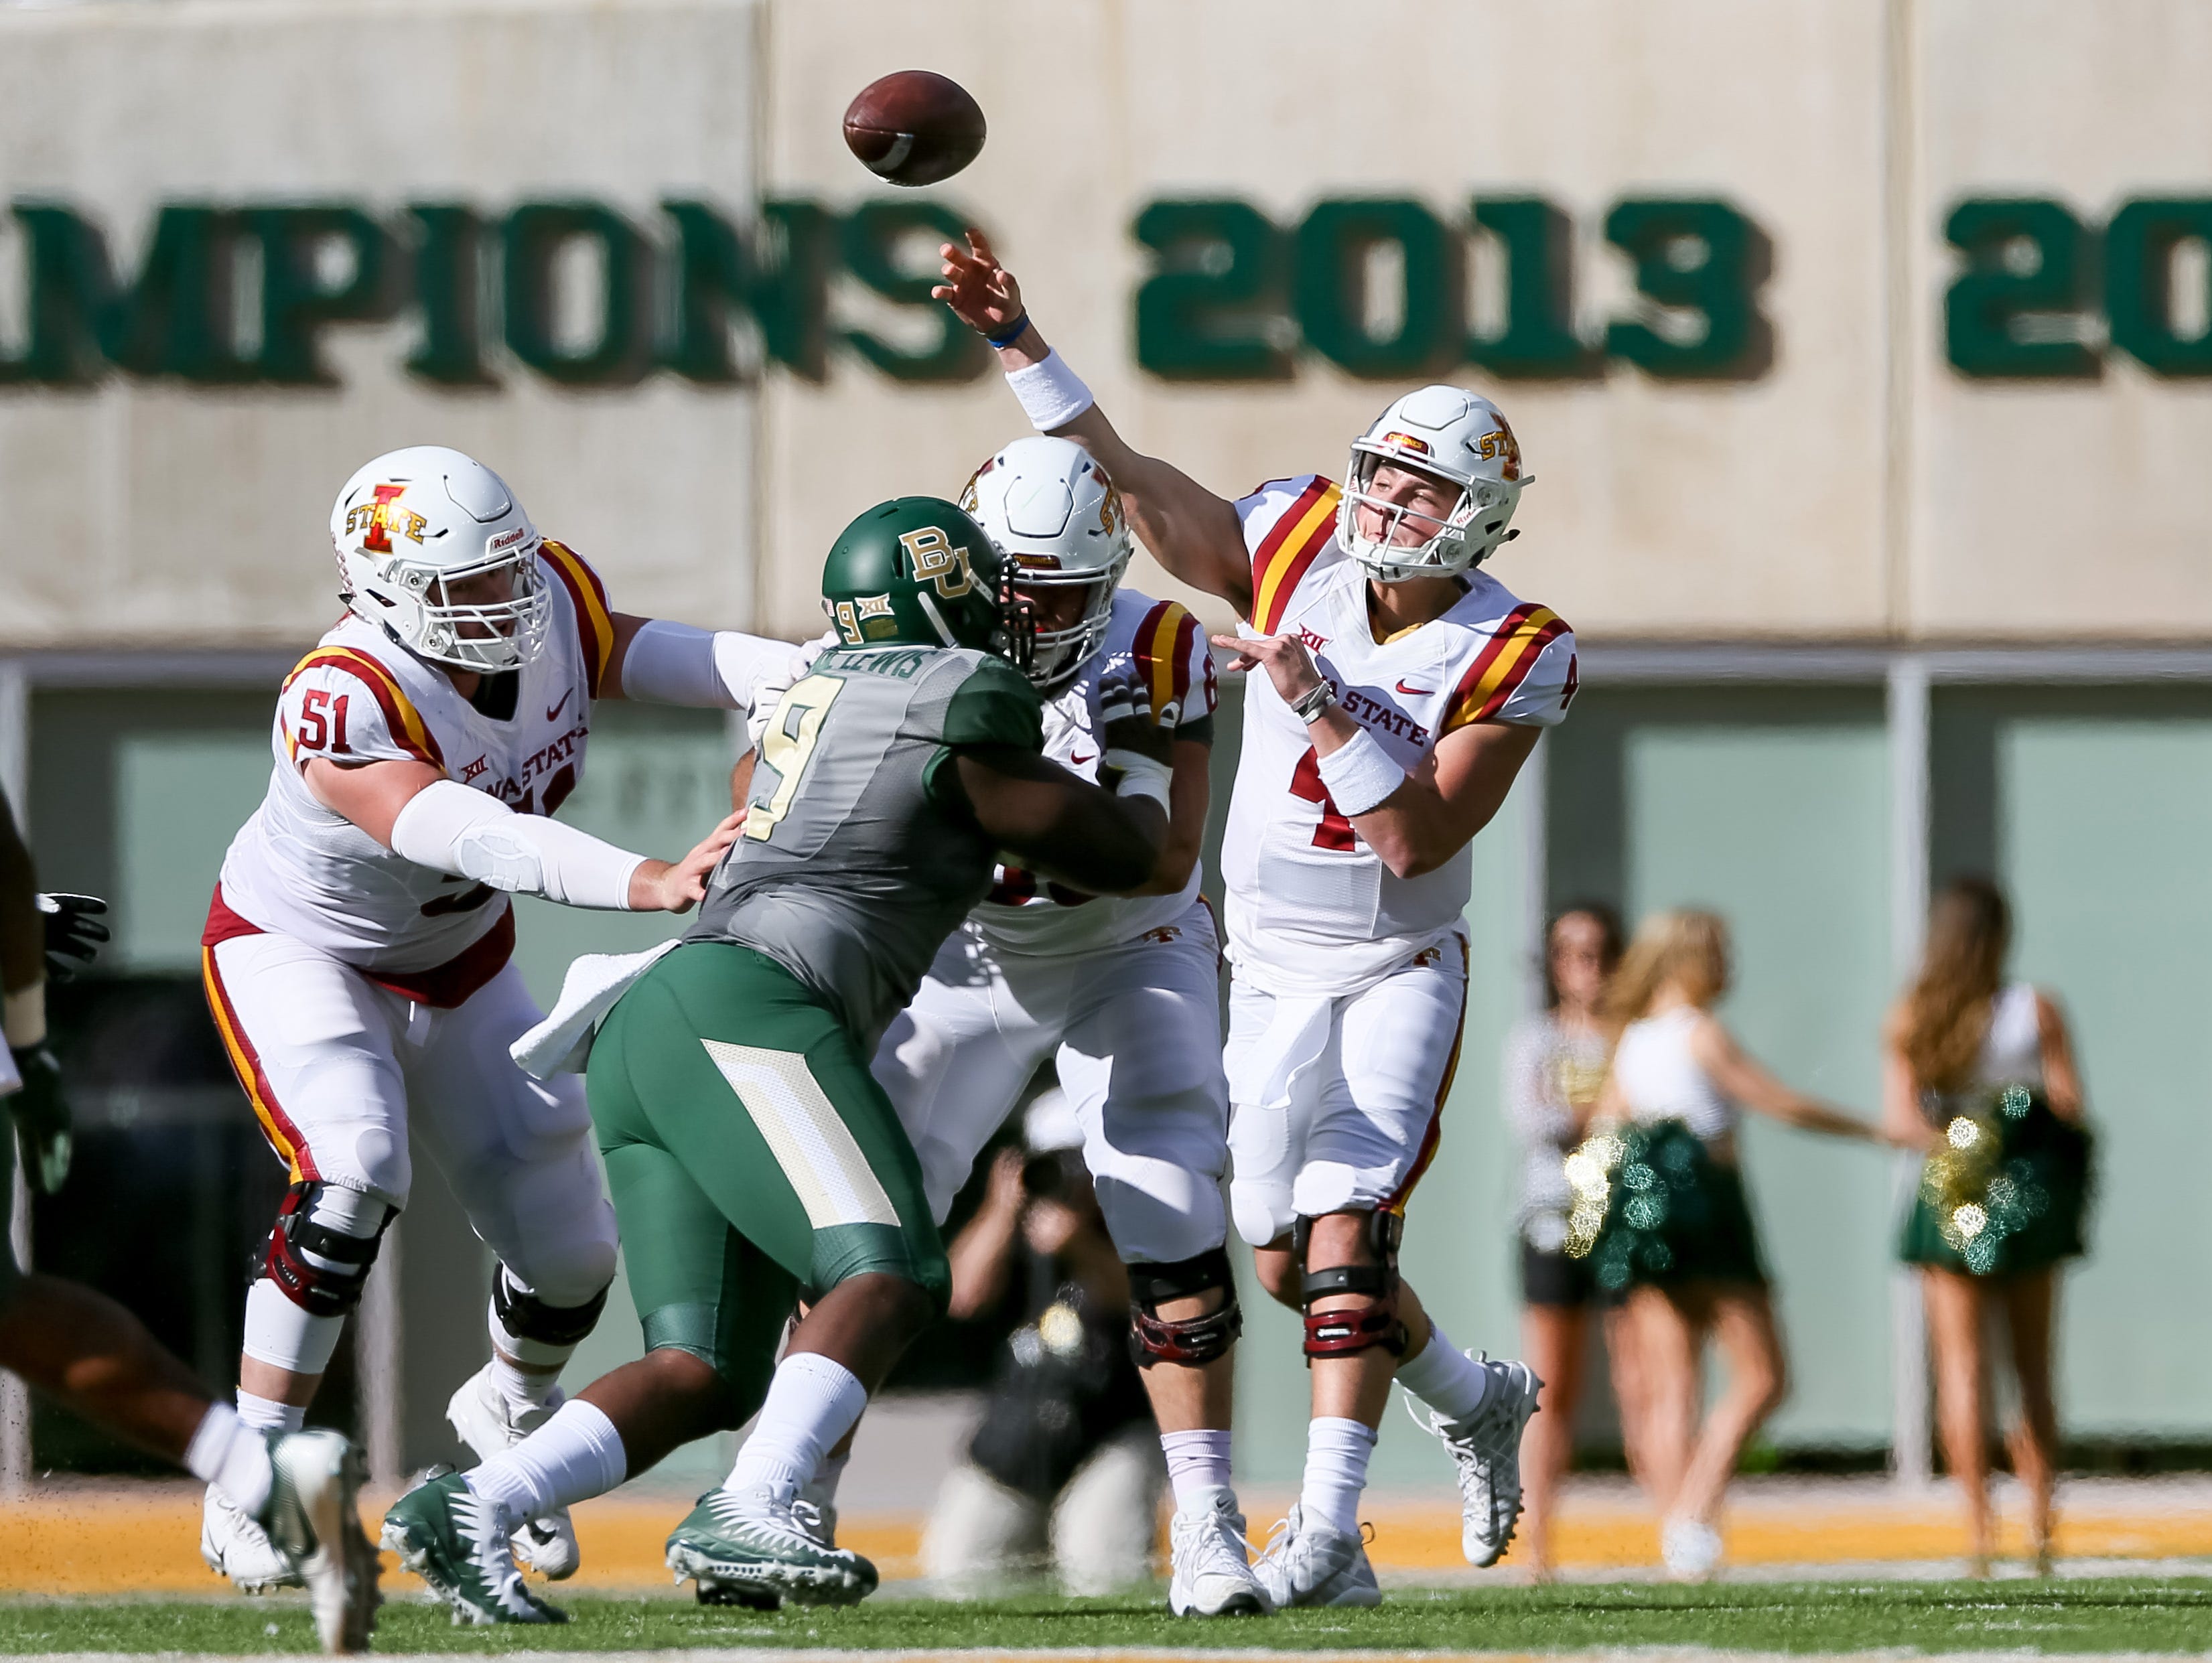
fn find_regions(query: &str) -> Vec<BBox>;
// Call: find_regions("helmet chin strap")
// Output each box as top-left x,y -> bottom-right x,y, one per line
913,590 -> 960,646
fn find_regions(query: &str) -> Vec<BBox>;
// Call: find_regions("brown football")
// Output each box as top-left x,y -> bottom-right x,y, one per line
843,70 -> 986,187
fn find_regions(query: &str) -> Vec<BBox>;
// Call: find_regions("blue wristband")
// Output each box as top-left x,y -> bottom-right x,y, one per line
984,313 -> 1032,350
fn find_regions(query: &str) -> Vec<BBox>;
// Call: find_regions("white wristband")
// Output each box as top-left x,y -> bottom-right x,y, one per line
1314,728 -> 1405,818
1005,350 -> 1095,432
1103,749 -> 1172,814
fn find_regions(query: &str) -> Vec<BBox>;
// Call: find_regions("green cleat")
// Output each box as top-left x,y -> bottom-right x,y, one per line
667,1486 -> 878,1608
263,1430 -> 381,1653
380,1468 -> 567,1626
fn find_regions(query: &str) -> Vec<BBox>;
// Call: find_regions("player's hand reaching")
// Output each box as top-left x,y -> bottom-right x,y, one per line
932,228 -> 1024,340
38,893 -> 109,983
1213,630 -> 1327,709
640,810 -> 747,914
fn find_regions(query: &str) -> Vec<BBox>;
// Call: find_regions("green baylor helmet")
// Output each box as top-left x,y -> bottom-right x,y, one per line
820,496 -> 1034,671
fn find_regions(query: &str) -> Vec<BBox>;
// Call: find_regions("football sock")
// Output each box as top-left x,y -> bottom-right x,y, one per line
1396,1319 -> 1490,1423
487,1351 -> 563,1415
800,1446 -> 851,1510
487,1273 -> 586,1411
240,1281 -> 346,1380
464,1398 -> 626,1522
721,1352 -> 867,1505
234,1388 -> 305,1435
1160,1428 -> 1235,1512
186,1403 -> 274,1518
1299,1416 -> 1376,1537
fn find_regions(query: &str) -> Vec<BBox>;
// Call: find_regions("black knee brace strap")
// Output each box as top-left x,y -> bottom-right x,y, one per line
1127,1247 -> 1243,1369
494,1269 -> 610,1348
259,1182 -> 391,1318
1294,1211 -> 1408,1362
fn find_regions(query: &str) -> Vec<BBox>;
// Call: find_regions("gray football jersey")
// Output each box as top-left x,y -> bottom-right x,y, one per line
689,643 -> 1044,1042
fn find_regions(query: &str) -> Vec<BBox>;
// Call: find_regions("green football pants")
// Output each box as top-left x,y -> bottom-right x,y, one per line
587,940 -> 948,1396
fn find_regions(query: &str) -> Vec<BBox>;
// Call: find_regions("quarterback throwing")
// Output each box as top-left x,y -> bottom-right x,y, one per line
938,230 -> 1574,1606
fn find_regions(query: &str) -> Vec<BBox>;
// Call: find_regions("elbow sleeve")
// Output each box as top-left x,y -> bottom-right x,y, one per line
389,780 -> 646,911
621,620 -> 801,712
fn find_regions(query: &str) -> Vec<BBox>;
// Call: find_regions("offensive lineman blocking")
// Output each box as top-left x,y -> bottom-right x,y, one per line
201,447 -> 785,1589
384,496 -> 1182,1623
938,231 -> 1572,1605
867,437 -> 1264,1614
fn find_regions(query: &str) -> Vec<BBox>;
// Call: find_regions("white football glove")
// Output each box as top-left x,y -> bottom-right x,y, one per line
744,631 -> 835,753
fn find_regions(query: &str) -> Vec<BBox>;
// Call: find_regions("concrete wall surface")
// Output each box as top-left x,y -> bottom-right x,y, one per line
2,0 -> 2204,647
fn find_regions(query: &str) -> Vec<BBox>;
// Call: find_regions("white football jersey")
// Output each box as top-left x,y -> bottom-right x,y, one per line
973,588 -> 1219,957
212,541 -> 616,1000
1221,476 -> 1576,997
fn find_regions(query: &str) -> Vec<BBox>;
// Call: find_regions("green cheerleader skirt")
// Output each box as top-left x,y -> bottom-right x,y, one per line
1572,1117 -> 1770,1298
1898,1086 -> 2091,1277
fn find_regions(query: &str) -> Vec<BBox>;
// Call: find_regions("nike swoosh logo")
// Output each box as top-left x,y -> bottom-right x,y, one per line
1395,680 -> 1435,697
546,689 -> 573,722
1069,751 -> 1097,765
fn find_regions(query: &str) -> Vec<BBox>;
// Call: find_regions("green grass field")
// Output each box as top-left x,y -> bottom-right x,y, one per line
5,1579 -> 2210,1655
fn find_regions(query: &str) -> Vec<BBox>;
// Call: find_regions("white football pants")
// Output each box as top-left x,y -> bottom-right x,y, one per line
873,899 -> 1229,1267
1223,932 -> 1469,1247
205,930 -> 618,1308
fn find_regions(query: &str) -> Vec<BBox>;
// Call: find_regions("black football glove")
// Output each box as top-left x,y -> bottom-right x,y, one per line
37,893 -> 109,984
9,1042 -> 71,1195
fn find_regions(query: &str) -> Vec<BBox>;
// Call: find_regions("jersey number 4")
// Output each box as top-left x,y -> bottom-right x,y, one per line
745,674 -> 844,843
1290,746 -> 1357,850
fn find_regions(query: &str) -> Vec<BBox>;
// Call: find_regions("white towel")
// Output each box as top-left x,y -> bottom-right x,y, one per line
510,939 -> 683,1079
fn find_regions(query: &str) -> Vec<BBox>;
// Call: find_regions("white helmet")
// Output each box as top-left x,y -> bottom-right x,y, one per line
1340,386 -> 1533,583
959,436 -> 1133,693
330,446 -> 551,672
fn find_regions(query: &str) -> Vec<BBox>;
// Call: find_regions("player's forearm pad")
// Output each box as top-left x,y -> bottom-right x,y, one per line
390,780 -> 648,911
621,620 -> 804,713
1006,350 -> 1095,432
1314,729 -> 1405,818
1104,749 -> 1173,815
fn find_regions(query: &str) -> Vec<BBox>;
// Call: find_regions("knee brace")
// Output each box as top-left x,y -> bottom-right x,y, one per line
256,1182 -> 393,1318
1126,1246 -> 1243,1369
493,1265 -> 610,1350
1295,1210 -> 1408,1363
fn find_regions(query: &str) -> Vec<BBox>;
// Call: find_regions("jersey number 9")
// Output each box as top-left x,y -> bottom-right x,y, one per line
744,674 -> 845,843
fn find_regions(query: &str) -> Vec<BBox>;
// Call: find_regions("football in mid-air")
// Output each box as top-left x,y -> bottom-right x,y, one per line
843,70 -> 986,187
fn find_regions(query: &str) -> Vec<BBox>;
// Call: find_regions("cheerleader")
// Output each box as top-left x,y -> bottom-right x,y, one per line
1502,906 -> 1627,1581
1884,878 -> 2089,1577
1588,910 -> 1886,1579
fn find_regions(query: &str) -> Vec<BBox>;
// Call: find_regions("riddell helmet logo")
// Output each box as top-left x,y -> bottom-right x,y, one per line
347,484 -> 428,553
1382,431 -> 1433,455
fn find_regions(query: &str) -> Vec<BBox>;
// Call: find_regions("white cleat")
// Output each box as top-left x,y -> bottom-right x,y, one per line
202,1483 -> 303,1593
264,1429 -> 382,1653
1405,1352 -> 1543,1567
1168,1486 -> 1271,1616
790,1475 -> 839,1549
1252,1504 -> 1380,1609
1662,1515 -> 1724,1581
446,1363 -> 580,1579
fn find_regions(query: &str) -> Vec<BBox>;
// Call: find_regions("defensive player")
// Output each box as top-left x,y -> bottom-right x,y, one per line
382,496 -> 1176,1623
200,445 -> 779,1589
938,232 -> 1572,1605
0,795 -> 378,1652
859,436 -> 1262,1615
